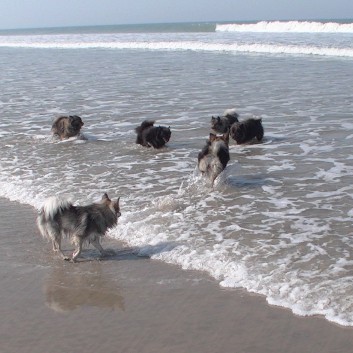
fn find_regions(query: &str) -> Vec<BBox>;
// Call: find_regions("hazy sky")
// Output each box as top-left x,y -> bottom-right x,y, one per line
0,0 -> 352,30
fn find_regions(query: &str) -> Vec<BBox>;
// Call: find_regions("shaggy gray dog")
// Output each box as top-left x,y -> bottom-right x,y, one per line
51,115 -> 84,140
37,193 -> 121,262
211,108 -> 239,133
198,133 -> 230,186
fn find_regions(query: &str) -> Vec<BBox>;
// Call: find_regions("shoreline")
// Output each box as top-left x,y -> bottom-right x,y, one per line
1,197 -> 353,353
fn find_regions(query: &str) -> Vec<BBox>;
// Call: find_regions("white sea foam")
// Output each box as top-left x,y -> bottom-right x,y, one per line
216,20 -> 353,33
0,34 -> 352,58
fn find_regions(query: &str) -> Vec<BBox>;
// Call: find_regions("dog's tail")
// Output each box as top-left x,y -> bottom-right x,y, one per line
135,120 -> 155,134
38,197 -> 72,220
37,197 -> 72,240
223,108 -> 239,118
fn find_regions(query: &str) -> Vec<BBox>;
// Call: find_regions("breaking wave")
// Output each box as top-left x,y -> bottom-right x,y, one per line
216,20 -> 353,33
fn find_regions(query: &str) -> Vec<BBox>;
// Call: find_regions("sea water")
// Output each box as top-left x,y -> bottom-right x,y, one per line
0,20 -> 353,326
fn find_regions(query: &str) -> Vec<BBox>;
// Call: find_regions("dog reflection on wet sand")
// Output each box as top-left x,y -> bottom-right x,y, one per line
45,267 -> 124,312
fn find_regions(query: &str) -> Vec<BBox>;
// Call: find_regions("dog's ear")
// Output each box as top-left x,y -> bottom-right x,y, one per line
115,197 -> 120,208
113,197 -> 120,214
223,132 -> 230,144
102,193 -> 111,202
217,116 -> 221,122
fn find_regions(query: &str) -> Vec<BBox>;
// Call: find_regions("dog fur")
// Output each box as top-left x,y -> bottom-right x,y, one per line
211,108 -> 239,134
229,118 -> 264,144
135,120 -> 171,148
51,115 -> 84,140
37,193 -> 121,262
198,133 -> 230,186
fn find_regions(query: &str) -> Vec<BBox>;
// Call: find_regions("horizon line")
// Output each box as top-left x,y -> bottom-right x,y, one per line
0,17 -> 352,32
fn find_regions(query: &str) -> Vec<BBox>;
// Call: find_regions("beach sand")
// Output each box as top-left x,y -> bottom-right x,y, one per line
1,198 -> 352,353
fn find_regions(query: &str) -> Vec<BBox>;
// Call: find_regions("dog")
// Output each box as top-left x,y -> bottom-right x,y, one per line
135,120 -> 171,148
51,115 -> 84,140
211,108 -> 239,134
198,133 -> 230,186
229,118 -> 264,144
37,193 -> 121,262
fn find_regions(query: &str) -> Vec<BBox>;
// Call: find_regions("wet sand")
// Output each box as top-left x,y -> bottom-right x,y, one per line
1,198 -> 353,353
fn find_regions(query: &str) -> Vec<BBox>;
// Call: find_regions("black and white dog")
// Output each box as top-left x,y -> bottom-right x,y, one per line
211,108 -> 239,134
198,133 -> 230,186
37,193 -> 121,262
135,120 -> 171,149
229,118 -> 264,144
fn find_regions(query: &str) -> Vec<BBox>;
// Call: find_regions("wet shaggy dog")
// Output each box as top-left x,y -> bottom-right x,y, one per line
135,120 -> 171,148
51,115 -> 84,140
37,193 -> 121,262
211,108 -> 239,134
229,118 -> 264,144
198,133 -> 230,186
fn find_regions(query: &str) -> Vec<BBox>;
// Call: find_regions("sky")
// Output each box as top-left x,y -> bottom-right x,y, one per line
0,0 -> 352,30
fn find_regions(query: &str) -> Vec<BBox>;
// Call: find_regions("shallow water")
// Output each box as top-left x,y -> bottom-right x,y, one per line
1,22 -> 353,326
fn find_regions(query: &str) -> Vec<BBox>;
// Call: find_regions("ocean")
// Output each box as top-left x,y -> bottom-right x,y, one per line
0,20 -> 353,326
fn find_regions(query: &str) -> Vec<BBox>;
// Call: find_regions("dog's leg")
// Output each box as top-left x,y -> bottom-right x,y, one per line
71,237 -> 83,262
91,236 -> 115,257
49,230 -> 70,261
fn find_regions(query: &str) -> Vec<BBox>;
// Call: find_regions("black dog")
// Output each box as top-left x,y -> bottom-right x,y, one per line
135,120 -> 171,149
229,118 -> 264,144
211,108 -> 239,134
198,133 -> 230,186
51,115 -> 84,140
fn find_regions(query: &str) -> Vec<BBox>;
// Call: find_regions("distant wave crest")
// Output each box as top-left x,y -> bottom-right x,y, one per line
216,20 -> 353,33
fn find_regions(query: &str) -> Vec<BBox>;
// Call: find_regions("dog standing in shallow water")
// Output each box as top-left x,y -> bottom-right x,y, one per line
229,118 -> 264,144
211,108 -> 239,134
198,133 -> 230,186
135,120 -> 171,148
51,115 -> 84,140
37,193 -> 121,262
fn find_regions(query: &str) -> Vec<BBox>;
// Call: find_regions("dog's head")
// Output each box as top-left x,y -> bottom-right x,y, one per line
158,126 -> 171,143
68,115 -> 84,132
101,193 -> 121,218
211,116 -> 222,130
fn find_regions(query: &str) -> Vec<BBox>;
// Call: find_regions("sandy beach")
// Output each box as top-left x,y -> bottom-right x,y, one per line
0,197 -> 353,353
